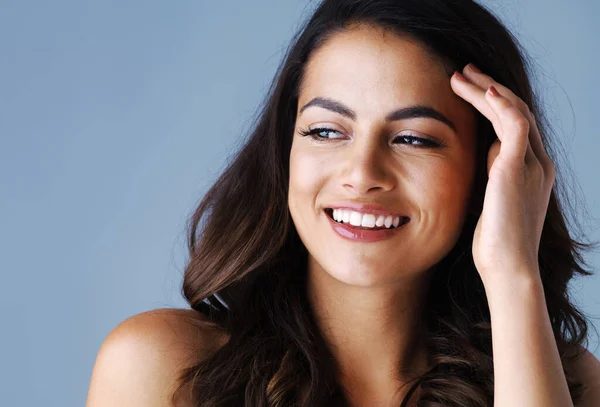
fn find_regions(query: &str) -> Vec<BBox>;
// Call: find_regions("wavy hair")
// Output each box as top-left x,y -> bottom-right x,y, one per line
171,0 -> 597,405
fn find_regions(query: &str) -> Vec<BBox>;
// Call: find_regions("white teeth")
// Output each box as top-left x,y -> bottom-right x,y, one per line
360,214 -> 376,227
333,209 -> 340,221
384,215 -> 393,228
329,209 -> 403,229
342,211 -> 350,223
349,211 -> 362,226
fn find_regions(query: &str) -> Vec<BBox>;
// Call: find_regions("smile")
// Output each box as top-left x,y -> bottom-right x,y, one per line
324,209 -> 410,242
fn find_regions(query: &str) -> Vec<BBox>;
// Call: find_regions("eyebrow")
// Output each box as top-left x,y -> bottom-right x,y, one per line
298,97 -> 456,133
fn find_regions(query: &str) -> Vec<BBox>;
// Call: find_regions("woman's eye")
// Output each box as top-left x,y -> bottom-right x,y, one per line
298,127 -> 343,142
298,127 -> 442,148
393,135 -> 441,148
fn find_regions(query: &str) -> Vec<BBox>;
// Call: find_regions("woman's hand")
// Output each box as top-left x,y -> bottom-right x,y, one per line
450,63 -> 555,285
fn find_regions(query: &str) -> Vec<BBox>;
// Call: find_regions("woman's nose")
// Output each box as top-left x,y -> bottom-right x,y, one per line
339,137 -> 396,195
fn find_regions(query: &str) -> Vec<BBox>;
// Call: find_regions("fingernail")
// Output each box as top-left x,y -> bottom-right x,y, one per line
487,85 -> 500,97
467,63 -> 482,73
454,71 -> 468,82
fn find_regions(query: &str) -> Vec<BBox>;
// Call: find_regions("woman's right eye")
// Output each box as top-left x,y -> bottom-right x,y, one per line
297,127 -> 342,142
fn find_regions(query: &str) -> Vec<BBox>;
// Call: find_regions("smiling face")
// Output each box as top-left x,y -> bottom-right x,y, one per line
288,25 -> 478,287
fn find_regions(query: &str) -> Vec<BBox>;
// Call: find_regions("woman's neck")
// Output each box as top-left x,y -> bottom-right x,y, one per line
305,257 -> 433,404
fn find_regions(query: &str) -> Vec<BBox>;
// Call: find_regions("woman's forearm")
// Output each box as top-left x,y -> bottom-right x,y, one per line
484,272 -> 573,407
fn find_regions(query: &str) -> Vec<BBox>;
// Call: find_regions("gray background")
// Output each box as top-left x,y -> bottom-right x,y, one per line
1,1 -> 598,406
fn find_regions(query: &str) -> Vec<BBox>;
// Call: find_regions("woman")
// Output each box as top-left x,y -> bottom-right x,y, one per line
86,0 -> 600,406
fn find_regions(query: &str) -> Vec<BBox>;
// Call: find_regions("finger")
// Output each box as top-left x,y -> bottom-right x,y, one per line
451,73 -> 530,162
484,85 -> 531,163
462,64 -> 550,166
450,71 -> 500,130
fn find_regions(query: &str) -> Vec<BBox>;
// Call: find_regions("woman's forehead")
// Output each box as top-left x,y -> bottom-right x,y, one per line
297,27 -> 477,143
299,28 -> 458,112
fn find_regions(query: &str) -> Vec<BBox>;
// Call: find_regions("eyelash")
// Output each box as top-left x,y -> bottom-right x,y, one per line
297,127 -> 443,148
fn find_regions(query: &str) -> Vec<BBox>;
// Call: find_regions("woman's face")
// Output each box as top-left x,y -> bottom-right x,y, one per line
288,25 -> 478,287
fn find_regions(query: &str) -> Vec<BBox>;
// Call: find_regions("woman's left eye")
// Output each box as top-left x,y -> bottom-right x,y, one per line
393,135 -> 441,148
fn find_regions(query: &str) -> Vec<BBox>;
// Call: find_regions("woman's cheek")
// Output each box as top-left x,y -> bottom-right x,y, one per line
410,160 -> 472,227
289,149 -> 327,196
435,165 -> 475,248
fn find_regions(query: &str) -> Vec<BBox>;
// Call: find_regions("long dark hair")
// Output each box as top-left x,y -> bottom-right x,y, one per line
172,0 -> 597,405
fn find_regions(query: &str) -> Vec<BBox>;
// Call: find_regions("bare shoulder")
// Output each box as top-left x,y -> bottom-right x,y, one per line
570,346 -> 600,407
86,308 -> 229,407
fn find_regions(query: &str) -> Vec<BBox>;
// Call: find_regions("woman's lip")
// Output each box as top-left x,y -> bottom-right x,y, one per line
324,210 -> 409,242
